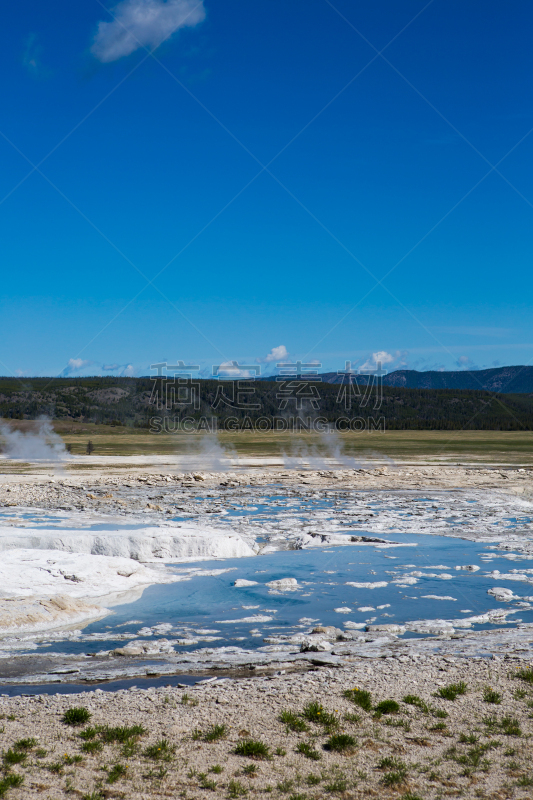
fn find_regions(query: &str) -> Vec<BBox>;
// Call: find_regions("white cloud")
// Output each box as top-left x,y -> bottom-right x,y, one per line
455,355 -> 478,370
91,0 -> 206,63
359,350 -> 398,372
215,361 -> 254,378
257,345 -> 289,364
62,358 -> 92,376
102,363 -> 136,376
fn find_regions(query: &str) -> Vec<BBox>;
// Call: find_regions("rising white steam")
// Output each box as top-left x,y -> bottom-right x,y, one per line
0,418 -> 69,462
177,432 -> 237,471
282,430 -> 365,470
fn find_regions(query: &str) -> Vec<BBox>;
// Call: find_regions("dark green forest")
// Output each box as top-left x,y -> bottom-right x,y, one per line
0,376 -> 532,430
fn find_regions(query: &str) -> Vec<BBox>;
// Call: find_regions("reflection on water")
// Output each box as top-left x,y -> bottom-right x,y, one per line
40,534 -> 533,658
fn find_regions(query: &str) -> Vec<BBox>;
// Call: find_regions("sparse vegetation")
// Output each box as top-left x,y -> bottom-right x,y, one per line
62,707 -> 92,726
144,739 -> 174,760
483,687 -> 502,704
13,738 -> 36,751
228,778 -> 248,797
194,724 -> 227,742
302,702 -> 337,729
106,763 -> 127,784
374,699 -> 400,715
403,694 -> 430,713
276,778 -> 294,793
2,749 -> 26,767
378,758 -> 408,786
234,739 -> 270,760
280,710 -> 308,732
324,733 -> 356,753
81,741 -> 103,754
181,693 -> 199,706
296,741 -> 321,760
0,775 -> 24,798
101,724 -> 146,743
323,775 -> 348,793
459,733 -> 479,744
437,682 -> 468,701
343,712 -> 361,724
484,715 -> 521,736
343,688 -> 372,712
198,772 -> 217,790
515,667 -> 533,684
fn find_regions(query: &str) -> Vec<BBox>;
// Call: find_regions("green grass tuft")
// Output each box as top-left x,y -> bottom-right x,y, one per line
13,738 -> 36,751
2,749 -> 26,766
302,701 -> 337,728
228,778 -> 248,797
81,740 -> 103,755
343,688 -> 372,711
323,776 -> 347,793
100,724 -> 146,743
279,710 -> 308,732
484,715 -> 521,737
374,699 -> 400,715
198,772 -> 217,790
403,694 -> 430,713
437,682 -> 468,701
234,739 -> 270,760
276,778 -> 294,793
459,733 -> 479,744
324,733 -> 356,753
296,742 -> 321,761
62,707 -> 91,726
144,739 -> 174,760
0,775 -> 24,798
106,764 -> 127,784
203,724 -> 227,742
515,667 -> 533,684
343,711 -> 361,724
483,687 -> 502,704
79,727 -> 98,741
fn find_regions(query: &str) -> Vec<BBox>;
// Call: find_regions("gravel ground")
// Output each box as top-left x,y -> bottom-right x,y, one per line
1,656 -> 533,799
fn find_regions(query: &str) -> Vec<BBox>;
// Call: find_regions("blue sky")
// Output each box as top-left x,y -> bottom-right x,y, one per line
1,0 -> 532,378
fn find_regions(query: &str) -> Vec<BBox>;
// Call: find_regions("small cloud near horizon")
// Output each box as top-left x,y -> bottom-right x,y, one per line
213,361 -> 258,379
61,358 -> 92,376
455,355 -> 479,370
359,350 -> 407,372
256,345 -> 289,364
103,363 -> 135,376
91,0 -> 206,63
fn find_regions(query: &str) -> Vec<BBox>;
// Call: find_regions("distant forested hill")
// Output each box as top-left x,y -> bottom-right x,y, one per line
0,376 -> 532,430
319,365 -> 533,393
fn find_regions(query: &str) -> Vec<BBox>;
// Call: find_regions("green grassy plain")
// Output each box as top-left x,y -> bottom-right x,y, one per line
1,420 -> 532,466
5,421 -> 532,464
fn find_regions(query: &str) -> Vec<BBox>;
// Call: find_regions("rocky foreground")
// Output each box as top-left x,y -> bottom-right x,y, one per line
1,656 -> 533,799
